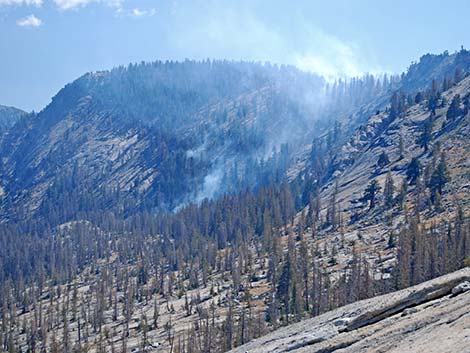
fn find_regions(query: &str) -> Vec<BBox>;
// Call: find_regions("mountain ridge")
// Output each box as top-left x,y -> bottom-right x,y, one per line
0,104 -> 27,130
0,50 -> 469,353
0,60 -> 391,222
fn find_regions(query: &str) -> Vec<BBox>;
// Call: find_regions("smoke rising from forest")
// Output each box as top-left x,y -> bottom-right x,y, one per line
166,2 -> 385,80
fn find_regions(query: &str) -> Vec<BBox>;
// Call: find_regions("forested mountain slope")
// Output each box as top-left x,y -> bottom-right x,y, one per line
0,50 -> 469,353
0,61 -> 320,221
1,52 -> 466,224
400,48 -> 470,92
0,60 -> 394,224
295,69 -> 470,287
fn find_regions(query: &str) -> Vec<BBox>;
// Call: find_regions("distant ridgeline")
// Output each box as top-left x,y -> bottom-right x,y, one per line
0,104 -> 27,130
0,59 -> 396,223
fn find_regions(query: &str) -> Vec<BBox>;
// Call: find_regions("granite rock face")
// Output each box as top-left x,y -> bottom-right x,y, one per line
230,268 -> 470,353
452,281 -> 470,295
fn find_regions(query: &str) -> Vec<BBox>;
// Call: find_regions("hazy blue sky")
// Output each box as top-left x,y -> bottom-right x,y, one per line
1,0 -> 470,111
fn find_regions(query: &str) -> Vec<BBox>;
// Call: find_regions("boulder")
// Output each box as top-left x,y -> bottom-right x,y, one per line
451,281 -> 470,295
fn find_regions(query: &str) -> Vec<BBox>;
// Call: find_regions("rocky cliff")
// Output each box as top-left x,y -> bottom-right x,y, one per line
230,268 -> 470,353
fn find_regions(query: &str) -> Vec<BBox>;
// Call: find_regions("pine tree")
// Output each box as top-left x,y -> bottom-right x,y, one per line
377,151 -> 390,168
430,152 -> 450,203
398,135 -> 405,160
298,240 -> 310,312
384,170 -> 395,209
306,193 -> 316,230
406,157 -> 421,185
389,91 -> 400,119
153,297 -> 160,329
428,79 -> 440,114
361,180 -> 381,209
454,67 -> 464,83
446,94 -> 462,122
417,117 -> 433,152
463,93 -> 470,115
387,232 -> 396,248
414,91 -> 423,104
442,76 -> 453,91
326,182 -> 339,229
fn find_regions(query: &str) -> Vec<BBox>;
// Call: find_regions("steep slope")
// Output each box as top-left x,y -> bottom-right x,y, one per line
0,61 -> 327,222
0,95 -> 210,221
1,52 -> 467,224
323,75 -> 470,220
0,104 -> 26,129
292,70 -> 470,290
0,51 -> 469,353
0,60 -> 395,224
401,48 -> 470,92
288,49 -> 470,183
230,268 -> 470,353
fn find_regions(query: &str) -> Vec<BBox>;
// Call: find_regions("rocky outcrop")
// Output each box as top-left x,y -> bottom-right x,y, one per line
452,281 -> 470,295
230,268 -> 470,353
0,104 -> 26,129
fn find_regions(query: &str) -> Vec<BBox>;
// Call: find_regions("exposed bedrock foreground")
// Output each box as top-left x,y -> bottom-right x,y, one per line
230,268 -> 470,353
